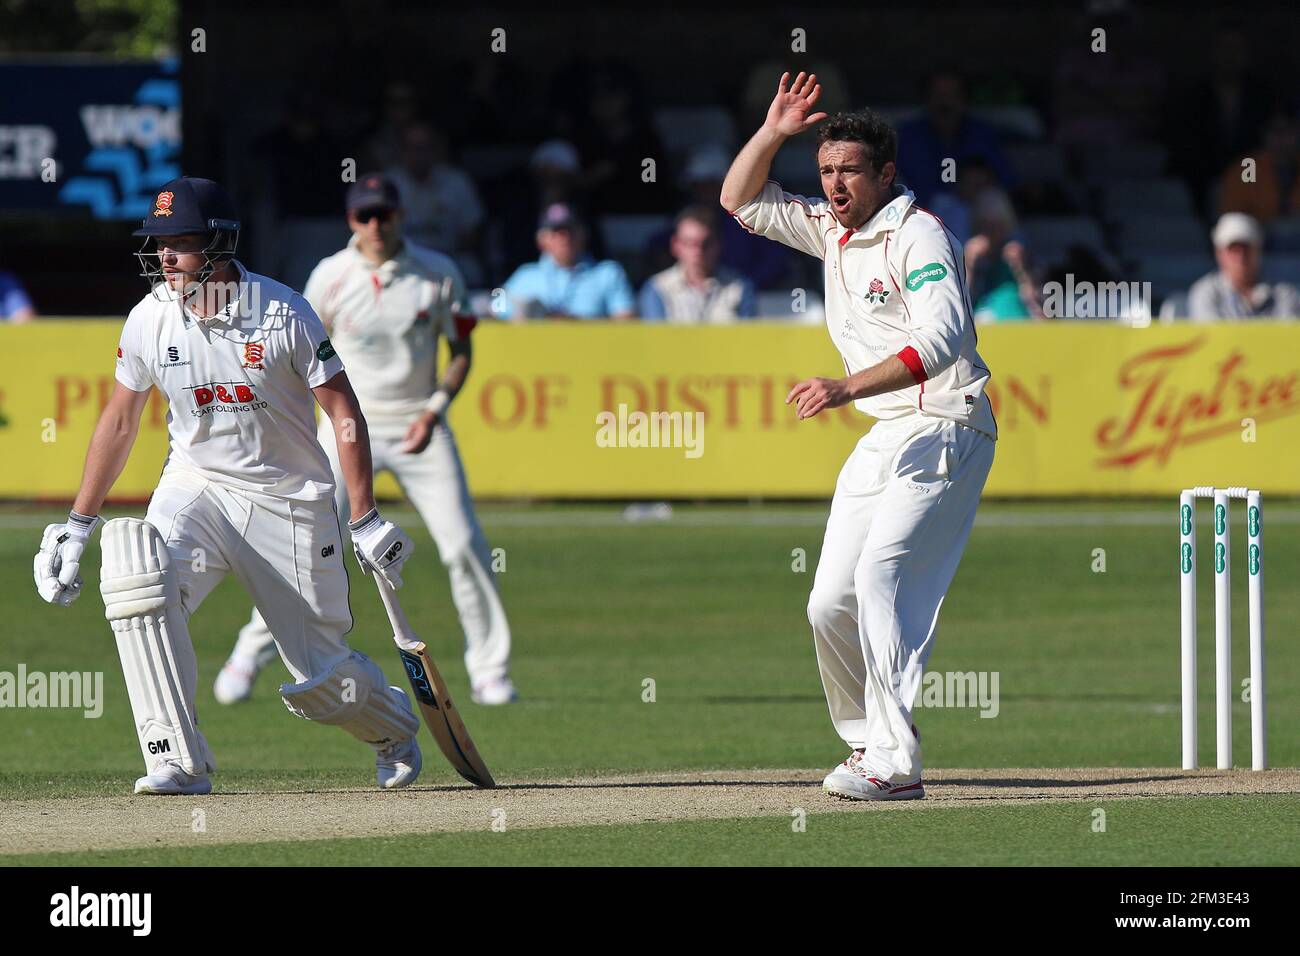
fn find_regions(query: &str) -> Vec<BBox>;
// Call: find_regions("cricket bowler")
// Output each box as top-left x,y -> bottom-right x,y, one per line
721,73 -> 998,800
214,173 -> 517,707
32,177 -> 424,795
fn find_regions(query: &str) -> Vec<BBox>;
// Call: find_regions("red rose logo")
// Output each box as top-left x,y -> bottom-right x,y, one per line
869,278 -> 885,294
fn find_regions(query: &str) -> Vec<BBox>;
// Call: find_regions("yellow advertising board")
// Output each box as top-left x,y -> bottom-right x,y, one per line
1,320 -> 1296,500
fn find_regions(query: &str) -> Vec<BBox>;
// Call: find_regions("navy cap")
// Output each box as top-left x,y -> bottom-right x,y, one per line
538,202 -> 581,231
347,173 -> 402,212
133,177 -> 240,237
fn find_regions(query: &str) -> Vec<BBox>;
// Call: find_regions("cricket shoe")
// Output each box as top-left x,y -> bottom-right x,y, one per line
213,643 -> 279,705
471,676 -> 519,706
822,750 -> 924,802
376,736 -> 422,790
822,749 -> 867,789
134,761 -> 212,796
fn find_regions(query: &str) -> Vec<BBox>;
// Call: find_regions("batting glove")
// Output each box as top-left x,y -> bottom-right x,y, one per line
349,508 -> 414,589
33,511 -> 101,607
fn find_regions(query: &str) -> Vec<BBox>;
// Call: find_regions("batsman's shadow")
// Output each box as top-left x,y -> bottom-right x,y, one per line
932,772 -> 1193,790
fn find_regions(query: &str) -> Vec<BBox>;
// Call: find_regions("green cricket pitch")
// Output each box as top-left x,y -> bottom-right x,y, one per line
2,501 -> 1297,865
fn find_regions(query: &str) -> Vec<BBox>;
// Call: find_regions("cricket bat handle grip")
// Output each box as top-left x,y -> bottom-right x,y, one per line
372,573 -> 415,642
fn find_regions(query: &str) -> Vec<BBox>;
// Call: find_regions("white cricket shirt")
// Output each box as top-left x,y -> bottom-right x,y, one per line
303,237 -> 470,427
732,182 -> 998,439
115,261 -> 345,500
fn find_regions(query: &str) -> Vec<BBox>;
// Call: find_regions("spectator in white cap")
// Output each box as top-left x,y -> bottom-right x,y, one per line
640,206 -> 756,323
1187,213 -> 1300,320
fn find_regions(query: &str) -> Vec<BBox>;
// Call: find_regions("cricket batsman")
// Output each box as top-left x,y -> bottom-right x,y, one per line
721,73 -> 998,800
213,174 -> 516,707
32,177 -> 424,795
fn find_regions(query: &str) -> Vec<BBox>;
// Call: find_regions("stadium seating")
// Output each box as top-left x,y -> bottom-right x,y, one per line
1265,217 -> 1300,252
1078,143 -> 1169,184
756,290 -> 825,323
1005,143 -> 1068,187
599,215 -> 674,260
1138,253 -> 1215,299
971,105 -> 1046,142
652,106 -> 737,162
274,217 -> 351,292
459,144 -> 536,180
1102,178 -> 1196,222
1115,215 -> 1209,261
1261,255 -> 1300,284
770,143 -> 821,194
1018,215 -> 1108,263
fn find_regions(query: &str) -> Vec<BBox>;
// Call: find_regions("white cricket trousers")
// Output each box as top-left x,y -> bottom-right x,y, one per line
807,416 -> 995,783
234,418 -> 512,684
146,463 -> 354,685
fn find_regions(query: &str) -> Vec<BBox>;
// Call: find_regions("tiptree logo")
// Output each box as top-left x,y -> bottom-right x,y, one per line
1180,503 -> 1192,536
1215,504 -> 1226,534
1216,542 -> 1226,573
1248,505 -> 1260,537
1181,542 -> 1193,574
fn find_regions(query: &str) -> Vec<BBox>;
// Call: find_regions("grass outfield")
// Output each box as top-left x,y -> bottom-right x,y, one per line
1,501 -> 1296,864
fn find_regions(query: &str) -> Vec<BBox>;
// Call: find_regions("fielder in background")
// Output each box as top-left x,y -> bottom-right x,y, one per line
215,173 -> 517,707
32,177 -> 422,795
721,73 -> 998,801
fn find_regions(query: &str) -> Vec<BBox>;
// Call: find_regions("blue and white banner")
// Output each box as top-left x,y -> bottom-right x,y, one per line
0,59 -> 180,219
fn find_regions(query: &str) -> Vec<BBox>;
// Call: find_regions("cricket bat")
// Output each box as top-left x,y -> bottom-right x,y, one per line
372,574 -> 496,788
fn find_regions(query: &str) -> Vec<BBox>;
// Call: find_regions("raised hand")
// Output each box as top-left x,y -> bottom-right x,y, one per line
764,71 -> 828,137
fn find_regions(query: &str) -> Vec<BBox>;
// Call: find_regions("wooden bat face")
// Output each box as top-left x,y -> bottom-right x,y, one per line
372,573 -> 496,788
398,643 -> 496,789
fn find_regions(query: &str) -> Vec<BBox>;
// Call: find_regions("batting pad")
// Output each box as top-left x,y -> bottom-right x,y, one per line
100,517 -> 212,775
279,651 -> 419,749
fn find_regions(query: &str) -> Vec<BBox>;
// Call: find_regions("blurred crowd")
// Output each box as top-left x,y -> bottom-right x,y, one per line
6,17 -> 1299,325
0,268 -> 35,323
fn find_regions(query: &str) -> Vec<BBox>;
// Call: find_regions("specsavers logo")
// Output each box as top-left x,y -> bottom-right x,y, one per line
186,380 -> 268,417
906,262 -> 948,291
